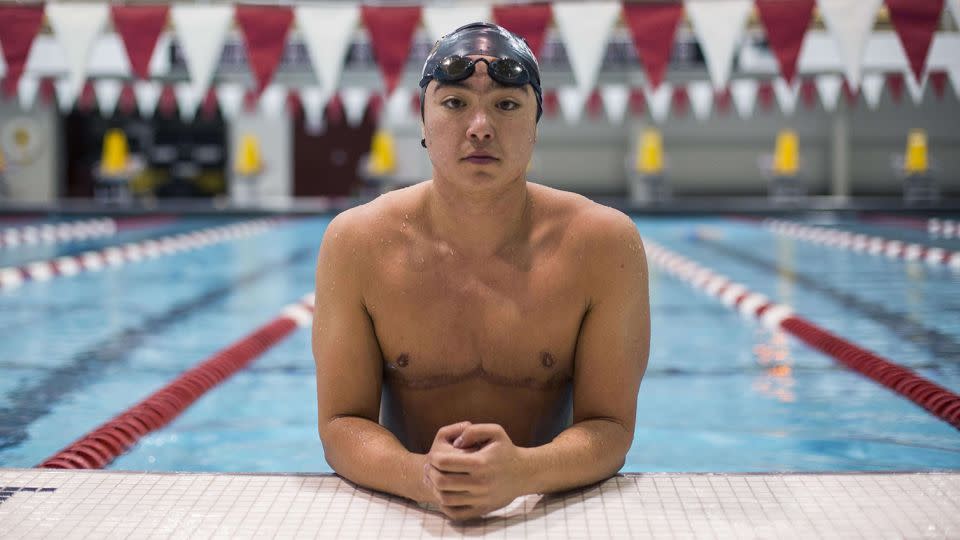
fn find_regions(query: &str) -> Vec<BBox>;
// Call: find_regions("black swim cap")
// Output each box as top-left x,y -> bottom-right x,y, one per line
419,22 -> 543,122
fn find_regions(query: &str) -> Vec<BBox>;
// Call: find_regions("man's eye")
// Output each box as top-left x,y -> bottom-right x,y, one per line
498,100 -> 520,111
441,98 -> 464,109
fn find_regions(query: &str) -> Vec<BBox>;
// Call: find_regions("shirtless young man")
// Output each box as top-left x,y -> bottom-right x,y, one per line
313,23 -> 649,521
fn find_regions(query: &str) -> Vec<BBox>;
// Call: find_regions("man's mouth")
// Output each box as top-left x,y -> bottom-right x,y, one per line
463,153 -> 498,164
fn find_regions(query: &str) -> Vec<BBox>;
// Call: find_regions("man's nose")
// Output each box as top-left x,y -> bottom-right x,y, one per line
465,109 -> 493,142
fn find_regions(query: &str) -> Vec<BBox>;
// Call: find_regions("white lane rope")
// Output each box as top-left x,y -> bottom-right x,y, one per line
0,218 -> 282,290
0,219 -> 116,249
763,219 -> 960,270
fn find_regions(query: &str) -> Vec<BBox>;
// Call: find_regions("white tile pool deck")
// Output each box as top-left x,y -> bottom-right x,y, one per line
1,469 -> 958,538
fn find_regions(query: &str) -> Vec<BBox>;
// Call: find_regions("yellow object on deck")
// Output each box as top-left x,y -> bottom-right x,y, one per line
369,129 -> 397,176
636,129 -> 664,175
100,129 -> 130,176
235,134 -> 262,176
904,129 -> 928,175
773,129 -> 799,177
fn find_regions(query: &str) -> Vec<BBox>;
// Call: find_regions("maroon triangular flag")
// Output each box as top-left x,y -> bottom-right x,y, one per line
287,90 -> 303,116
629,88 -> 646,116
0,5 -> 45,96
755,0 -> 814,84
326,93 -> 345,125
366,93 -> 384,124
360,6 -> 421,95
39,78 -> 56,105
542,90 -> 559,118
758,81 -> 775,112
118,84 -> 137,115
158,85 -> 177,117
111,5 -> 169,80
800,78 -> 818,109
623,3 -> 683,89
78,82 -> 97,112
201,88 -> 219,119
586,90 -> 604,119
235,6 -> 294,94
671,87 -> 689,118
887,73 -> 905,104
886,0 -> 943,83
492,4 -> 552,56
714,88 -> 732,115
930,71 -> 947,99
842,81 -> 859,107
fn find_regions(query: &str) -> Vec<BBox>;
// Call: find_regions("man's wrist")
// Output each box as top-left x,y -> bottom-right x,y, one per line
404,452 -> 433,504
516,445 -> 546,496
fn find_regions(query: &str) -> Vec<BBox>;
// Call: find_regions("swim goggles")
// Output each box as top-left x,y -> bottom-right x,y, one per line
418,55 -> 532,89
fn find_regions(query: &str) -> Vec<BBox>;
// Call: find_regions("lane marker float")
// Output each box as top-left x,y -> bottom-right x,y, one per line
645,239 -> 960,430
0,218 -> 280,290
38,293 -> 316,469
0,218 -> 116,249
928,219 -> 957,239
763,219 -> 960,269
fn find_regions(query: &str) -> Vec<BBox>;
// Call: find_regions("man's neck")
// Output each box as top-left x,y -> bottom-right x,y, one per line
425,177 -> 531,259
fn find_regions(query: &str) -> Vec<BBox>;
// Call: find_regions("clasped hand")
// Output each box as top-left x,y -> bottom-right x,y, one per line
422,421 -> 527,521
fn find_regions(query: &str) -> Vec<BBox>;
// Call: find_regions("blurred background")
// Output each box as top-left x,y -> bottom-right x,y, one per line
0,0 -> 957,211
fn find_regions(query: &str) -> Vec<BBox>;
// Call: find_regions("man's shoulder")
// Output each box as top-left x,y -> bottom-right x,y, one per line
325,184 -> 424,242
530,183 -> 640,249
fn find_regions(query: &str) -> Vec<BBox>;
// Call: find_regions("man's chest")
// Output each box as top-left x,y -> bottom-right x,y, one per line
365,247 -> 585,387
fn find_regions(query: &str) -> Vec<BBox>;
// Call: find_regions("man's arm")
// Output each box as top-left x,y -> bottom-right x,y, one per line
427,207 -> 650,516
313,209 -> 431,504
524,207 -> 649,493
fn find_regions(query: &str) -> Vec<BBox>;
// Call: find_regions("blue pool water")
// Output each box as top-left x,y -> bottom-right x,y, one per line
1,213 -> 958,473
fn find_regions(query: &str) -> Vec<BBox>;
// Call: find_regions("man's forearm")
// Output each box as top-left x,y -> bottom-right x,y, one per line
519,418 -> 632,495
320,416 -> 430,503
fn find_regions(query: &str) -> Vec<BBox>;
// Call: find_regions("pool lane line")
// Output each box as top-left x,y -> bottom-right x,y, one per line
0,246 -> 316,452
690,233 -> 960,362
37,293 -> 316,469
928,219 -> 958,239
763,219 -> 960,269
644,240 -> 960,430
0,219 -> 116,249
0,218 -> 280,290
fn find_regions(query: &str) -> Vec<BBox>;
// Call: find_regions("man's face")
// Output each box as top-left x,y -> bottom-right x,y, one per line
422,55 -> 538,189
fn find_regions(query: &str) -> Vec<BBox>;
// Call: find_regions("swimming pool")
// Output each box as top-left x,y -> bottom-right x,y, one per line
1,212 -> 958,473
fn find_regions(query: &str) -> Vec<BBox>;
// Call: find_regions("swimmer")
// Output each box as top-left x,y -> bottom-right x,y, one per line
312,22 -> 650,521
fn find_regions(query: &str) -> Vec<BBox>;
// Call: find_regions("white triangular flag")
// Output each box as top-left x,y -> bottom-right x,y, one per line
600,84 -> 629,125
861,73 -> 884,109
174,83 -> 201,122
259,84 -> 287,117
300,86 -> 331,135
423,5 -> 493,42
686,81 -> 713,121
18,76 -> 40,111
684,0 -> 753,90
815,74 -> 843,112
94,79 -> 123,117
384,87 -> 413,128
45,3 -> 110,106
170,5 -> 234,97
54,78 -> 77,113
730,79 -> 758,118
903,71 -> 926,105
948,0 -> 960,29
817,0 -> 884,90
216,83 -> 245,121
557,86 -> 588,124
341,87 -> 371,127
134,80 -> 163,118
773,78 -> 800,116
296,5 -> 360,95
552,2 -> 621,91
644,83 -> 673,124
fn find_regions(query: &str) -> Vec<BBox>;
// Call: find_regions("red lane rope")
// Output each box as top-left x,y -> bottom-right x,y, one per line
645,240 -> 960,430
37,294 -> 316,469
764,219 -> 960,269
